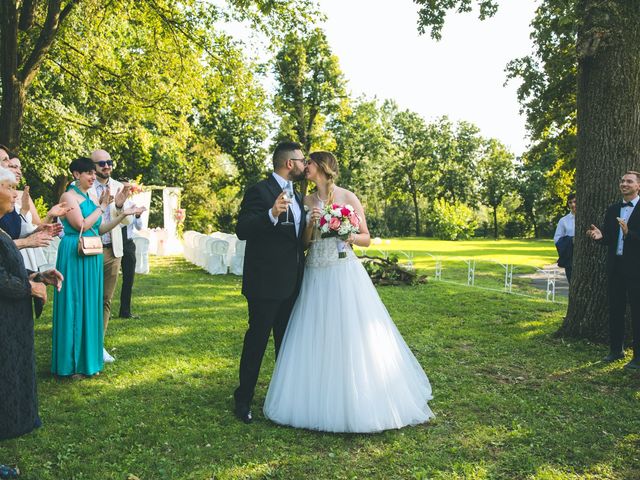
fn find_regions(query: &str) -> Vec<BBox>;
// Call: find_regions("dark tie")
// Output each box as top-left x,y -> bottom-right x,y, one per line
623,201 -> 634,208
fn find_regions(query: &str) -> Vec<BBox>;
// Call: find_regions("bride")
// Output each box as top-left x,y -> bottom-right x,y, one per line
263,151 -> 434,433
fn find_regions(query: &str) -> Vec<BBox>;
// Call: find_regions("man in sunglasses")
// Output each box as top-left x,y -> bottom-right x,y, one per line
89,149 -> 133,364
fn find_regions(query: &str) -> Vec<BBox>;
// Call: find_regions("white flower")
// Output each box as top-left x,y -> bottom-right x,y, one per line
331,208 -> 342,217
303,205 -> 309,212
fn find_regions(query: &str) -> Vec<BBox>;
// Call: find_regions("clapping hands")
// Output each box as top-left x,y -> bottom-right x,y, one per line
123,205 -> 146,217
587,224 -> 603,241
115,183 -> 132,208
38,269 -> 64,292
48,201 -> 74,218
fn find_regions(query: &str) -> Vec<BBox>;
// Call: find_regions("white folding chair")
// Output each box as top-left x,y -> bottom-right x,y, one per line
133,237 -> 150,274
229,239 -> 246,276
205,239 -> 229,274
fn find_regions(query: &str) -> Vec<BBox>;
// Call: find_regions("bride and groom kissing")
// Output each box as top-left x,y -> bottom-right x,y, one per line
233,141 -> 434,433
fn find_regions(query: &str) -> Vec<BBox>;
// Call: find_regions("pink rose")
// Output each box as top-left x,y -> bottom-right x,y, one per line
332,203 -> 340,210
319,217 -> 327,226
349,213 -> 359,228
341,207 -> 350,216
329,217 -> 341,231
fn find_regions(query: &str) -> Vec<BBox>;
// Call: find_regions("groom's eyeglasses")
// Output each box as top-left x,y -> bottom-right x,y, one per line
290,158 -> 308,166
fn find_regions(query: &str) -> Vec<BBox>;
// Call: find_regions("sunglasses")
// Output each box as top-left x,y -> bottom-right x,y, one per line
94,160 -> 114,167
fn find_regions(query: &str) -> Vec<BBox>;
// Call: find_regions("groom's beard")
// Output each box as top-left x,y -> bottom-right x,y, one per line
290,169 -> 306,182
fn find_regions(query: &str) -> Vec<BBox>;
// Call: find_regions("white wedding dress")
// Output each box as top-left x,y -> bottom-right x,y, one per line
263,235 -> 434,433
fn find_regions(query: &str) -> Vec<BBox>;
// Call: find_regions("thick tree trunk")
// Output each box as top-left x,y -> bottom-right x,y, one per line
0,77 -> 26,151
559,0 -> 640,341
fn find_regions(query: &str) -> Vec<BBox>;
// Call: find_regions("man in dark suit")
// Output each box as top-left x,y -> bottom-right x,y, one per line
233,141 -> 308,423
587,170 -> 640,370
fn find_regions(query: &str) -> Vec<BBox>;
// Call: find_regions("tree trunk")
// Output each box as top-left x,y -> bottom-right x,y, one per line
411,188 -> 420,236
559,0 -> 640,341
0,77 -> 26,151
492,205 -> 498,239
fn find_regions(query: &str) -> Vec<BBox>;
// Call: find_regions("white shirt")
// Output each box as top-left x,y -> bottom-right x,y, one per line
268,172 -> 301,235
553,212 -> 575,244
617,196 -> 639,256
124,215 -> 143,240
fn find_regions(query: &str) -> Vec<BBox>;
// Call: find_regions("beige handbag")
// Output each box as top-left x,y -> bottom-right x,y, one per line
77,222 -> 103,256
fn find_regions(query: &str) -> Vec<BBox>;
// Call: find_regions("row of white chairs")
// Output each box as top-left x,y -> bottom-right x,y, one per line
182,230 -> 245,275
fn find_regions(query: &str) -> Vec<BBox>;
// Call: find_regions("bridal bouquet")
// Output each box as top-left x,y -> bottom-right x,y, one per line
319,203 -> 360,258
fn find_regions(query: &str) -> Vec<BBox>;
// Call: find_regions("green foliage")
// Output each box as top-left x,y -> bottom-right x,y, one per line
33,196 -> 49,220
273,28 -> 346,152
414,0 -> 499,40
427,197 -> 478,240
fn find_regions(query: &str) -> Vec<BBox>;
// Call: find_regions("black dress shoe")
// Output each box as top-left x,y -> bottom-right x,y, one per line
119,313 -> 140,319
624,358 -> 640,370
602,351 -> 625,363
234,407 -> 253,424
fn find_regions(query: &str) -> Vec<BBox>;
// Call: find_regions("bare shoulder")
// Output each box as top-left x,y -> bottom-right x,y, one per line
61,190 -> 82,205
335,186 -> 360,205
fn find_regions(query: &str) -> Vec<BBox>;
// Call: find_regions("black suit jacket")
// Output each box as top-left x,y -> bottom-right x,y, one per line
236,175 -> 306,300
598,201 -> 640,277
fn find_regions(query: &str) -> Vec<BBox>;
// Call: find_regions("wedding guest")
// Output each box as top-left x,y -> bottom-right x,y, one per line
0,175 -> 63,478
0,144 -> 10,166
7,155 -> 66,226
554,193 -> 576,283
52,157 -> 141,378
587,171 -> 640,369
119,209 -> 143,319
0,168 -> 54,251
88,149 -> 133,363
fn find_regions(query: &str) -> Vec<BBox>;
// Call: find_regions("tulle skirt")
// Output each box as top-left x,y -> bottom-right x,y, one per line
264,238 -> 434,433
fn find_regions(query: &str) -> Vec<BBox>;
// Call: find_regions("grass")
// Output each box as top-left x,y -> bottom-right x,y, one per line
361,238 -> 565,301
2,242 -> 639,479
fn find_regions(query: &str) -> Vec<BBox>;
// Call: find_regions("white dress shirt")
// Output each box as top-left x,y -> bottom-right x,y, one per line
617,196 -> 639,256
553,212 -> 575,244
268,172 -> 301,235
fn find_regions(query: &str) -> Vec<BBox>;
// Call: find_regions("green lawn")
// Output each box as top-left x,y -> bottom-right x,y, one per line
360,238 -> 559,269
2,246 -> 639,479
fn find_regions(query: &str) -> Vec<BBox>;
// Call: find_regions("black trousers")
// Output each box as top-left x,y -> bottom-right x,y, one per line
234,294 -> 297,407
119,239 -> 136,317
564,265 -> 572,283
607,258 -> 640,357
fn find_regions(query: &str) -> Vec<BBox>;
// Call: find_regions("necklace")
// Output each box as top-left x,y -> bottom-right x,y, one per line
315,186 -> 333,204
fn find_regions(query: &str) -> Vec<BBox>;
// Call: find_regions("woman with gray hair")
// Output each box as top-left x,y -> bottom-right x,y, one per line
0,167 -> 63,478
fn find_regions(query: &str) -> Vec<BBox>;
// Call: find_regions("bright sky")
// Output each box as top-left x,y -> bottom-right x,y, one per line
318,0 -> 539,156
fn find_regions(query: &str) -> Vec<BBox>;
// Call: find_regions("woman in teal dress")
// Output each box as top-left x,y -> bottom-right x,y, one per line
52,157 -> 139,378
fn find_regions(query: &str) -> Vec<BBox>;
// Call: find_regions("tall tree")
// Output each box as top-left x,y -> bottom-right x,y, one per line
273,28 -> 346,154
387,109 -> 438,236
0,0 -> 80,150
478,139 -> 515,239
433,117 -> 483,205
414,0 -> 640,342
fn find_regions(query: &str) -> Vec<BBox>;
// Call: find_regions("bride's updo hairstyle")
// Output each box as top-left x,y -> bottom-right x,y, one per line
309,151 -> 339,183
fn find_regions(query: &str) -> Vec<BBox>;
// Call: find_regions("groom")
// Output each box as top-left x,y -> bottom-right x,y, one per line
233,141 -> 307,423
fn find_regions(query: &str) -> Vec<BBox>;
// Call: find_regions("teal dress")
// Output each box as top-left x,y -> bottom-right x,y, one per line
52,186 -> 104,376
